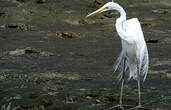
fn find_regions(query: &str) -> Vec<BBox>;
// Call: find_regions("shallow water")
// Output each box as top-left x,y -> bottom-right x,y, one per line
0,0 -> 171,109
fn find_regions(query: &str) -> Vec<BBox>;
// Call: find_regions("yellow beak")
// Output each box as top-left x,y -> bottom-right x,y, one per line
86,6 -> 108,18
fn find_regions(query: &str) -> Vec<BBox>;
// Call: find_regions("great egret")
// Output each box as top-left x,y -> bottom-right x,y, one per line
86,1 -> 149,110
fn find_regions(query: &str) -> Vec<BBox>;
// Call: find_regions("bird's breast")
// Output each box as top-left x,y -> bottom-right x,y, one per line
121,40 -> 137,59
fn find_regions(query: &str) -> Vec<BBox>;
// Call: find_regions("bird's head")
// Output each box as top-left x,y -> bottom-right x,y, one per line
86,1 -> 118,18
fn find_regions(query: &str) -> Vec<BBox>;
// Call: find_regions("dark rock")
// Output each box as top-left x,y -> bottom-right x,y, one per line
16,0 -> 25,2
141,22 -> 152,27
159,38 -> 171,43
6,23 -> 29,30
65,95 -> 79,103
9,48 -> 25,55
78,19 -> 88,25
0,12 -> 5,16
152,9 -> 171,14
93,0 -> 108,8
8,47 -> 60,56
37,0 -> 46,4
43,85 -> 71,91
4,23 -> 38,31
56,32 -> 81,39
29,93 -> 39,99
103,11 -> 117,18
146,39 -> 159,43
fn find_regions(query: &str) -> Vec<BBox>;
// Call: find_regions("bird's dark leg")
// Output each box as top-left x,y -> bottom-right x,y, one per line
128,60 -> 149,110
119,79 -> 124,105
108,58 -> 132,110
107,79 -> 125,110
137,58 -> 141,107
138,78 -> 141,107
129,79 -> 149,110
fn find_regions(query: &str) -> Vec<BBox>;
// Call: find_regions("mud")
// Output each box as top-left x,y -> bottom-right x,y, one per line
0,0 -> 171,110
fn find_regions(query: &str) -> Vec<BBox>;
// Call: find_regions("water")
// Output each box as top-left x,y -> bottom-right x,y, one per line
0,0 -> 171,109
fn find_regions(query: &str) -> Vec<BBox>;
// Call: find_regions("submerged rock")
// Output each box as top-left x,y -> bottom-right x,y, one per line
37,0 -> 46,4
43,85 -> 71,91
3,23 -> 37,31
146,38 -> 171,44
0,12 -> 5,16
6,23 -> 28,30
48,32 -> 81,39
146,39 -> 159,44
16,0 -> 25,2
56,32 -> 81,39
63,19 -> 93,26
9,48 -> 25,56
93,0 -> 108,8
141,22 -> 153,27
152,9 -> 171,14
8,47 -> 59,56
159,38 -> 171,43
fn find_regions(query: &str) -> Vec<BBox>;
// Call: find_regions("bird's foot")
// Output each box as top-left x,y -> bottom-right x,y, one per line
107,104 -> 124,110
128,105 -> 149,110
107,104 -> 132,110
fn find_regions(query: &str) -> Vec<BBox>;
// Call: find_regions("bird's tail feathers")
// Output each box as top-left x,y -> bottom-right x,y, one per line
142,48 -> 149,81
113,50 -> 127,80
129,64 -> 138,80
139,46 -> 149,82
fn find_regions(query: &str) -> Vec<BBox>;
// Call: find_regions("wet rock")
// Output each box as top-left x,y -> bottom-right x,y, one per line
39,99 -> 53,107
29,77 -> 49,84
85,92 -> 99,99
4,23 -> 37,31
139,18 -> 156,27
141,22 -> 153,27
6,23 -> 28,30
24,72 -> 81,83
48,32 -> 81,39
159,38 -> 171,43
85,92 -> 118,104
9,48 -> 25,56
37,0 -> 46,4
43,85 -> 71,91
54,81 -> 66,85
103,11 -> 117,18
166,74 -> 171,78
78,19 -> 88,25
45,72 -> 81,80
29,93 -> 39,99
0,12 -> 5,16
30,105 -> 45,110
8,47 -> 59,56
55,32 -> 81,39
93,0 -> 108,8
65,95 -> 79,103
73,50 -> 93,57
146,38 -> 171,44
9,0 -> 25,2
16,0 -> 25,2
152,9 -> 171,14
63,19 -> 92,26
98,93 -> 117,103
146,39 -> 159,43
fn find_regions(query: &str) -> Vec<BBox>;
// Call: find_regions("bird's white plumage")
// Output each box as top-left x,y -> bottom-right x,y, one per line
86,1 -> 149,107
86,1 -> 149,81
114,18 -> 149,81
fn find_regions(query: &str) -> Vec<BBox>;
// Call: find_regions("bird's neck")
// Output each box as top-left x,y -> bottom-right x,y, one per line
115,5 -> 127,37
115,4 -> 126,24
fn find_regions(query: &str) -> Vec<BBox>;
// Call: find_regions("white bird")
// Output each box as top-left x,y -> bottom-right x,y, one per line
86,1 -> 149,110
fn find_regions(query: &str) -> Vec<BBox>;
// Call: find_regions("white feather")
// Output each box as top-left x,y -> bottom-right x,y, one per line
114,18 -> 149,81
